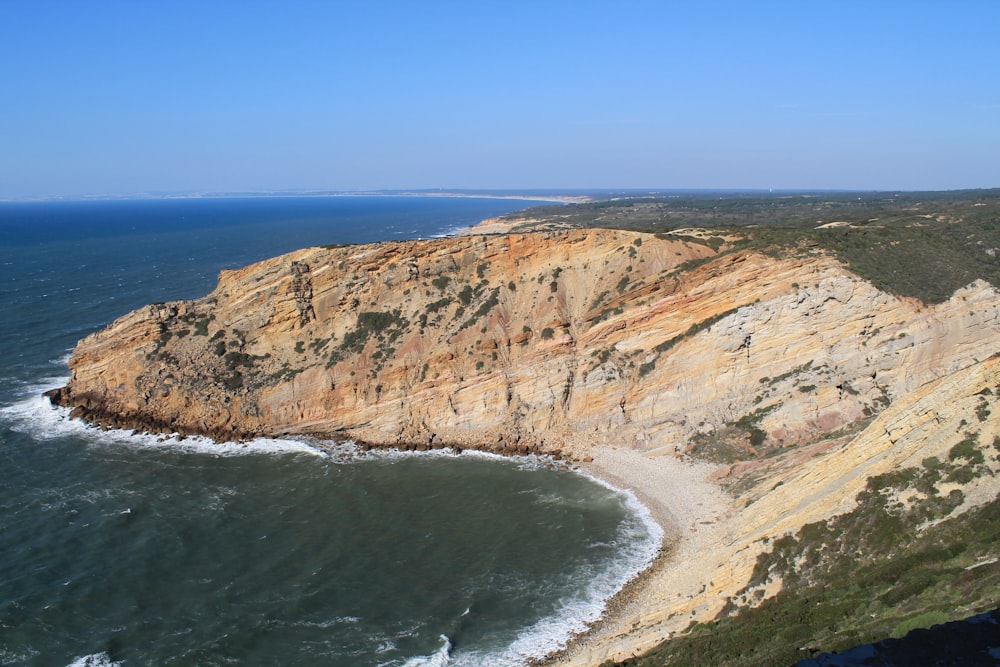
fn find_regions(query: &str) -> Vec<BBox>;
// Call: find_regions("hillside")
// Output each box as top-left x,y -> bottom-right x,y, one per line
49,196 -> 1000,665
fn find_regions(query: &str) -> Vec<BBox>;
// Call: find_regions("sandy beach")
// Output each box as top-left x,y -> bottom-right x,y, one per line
545,443 -> 734,666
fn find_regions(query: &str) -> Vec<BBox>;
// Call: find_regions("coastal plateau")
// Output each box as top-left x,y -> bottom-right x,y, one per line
50,223 -> 1000,665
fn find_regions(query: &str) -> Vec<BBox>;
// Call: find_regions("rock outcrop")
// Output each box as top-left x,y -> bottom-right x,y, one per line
49,226 -> 1000,665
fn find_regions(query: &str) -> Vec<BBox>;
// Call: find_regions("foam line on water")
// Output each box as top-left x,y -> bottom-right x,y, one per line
483,475 -> 661,665
0,378 -> 327,459
400,635 -> 452,667
336,444 -> 577,477
64,653 -> 121,667
397,468 -> 664,667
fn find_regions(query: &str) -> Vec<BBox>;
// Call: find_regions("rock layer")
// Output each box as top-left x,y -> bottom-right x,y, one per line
52,228 -> 1000,459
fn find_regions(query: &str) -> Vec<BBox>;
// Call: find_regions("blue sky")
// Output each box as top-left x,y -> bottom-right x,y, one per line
2,1 -> 998,198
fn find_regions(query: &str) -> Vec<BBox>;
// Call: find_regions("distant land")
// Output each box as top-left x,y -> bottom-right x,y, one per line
10,186 -> 999,205
0,188 -> 593,203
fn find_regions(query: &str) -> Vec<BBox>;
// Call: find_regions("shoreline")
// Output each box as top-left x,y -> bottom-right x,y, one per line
41,388 -> 728,666
542,442 -> 731,666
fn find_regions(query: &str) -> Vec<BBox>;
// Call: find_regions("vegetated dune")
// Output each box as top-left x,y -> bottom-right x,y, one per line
51,227 -> 1000,666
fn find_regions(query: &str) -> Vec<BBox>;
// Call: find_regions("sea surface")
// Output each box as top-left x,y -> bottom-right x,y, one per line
0,197 -> 661,666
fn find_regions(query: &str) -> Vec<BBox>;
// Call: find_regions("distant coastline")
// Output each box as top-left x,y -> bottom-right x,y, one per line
0,190 -> 592,205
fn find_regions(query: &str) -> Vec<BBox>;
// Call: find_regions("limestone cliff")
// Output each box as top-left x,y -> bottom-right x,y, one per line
51,228 -> 1000,462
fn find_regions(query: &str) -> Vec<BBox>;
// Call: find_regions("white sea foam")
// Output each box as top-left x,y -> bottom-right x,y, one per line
441,468 -> 663,667
430,226 -> 464,238
401,635 -> 452,667
50,351 -> 73,367
0,648 -> 39,664
0,376 -> 327,459
380,470 -> 664,667
344,445 -> 564,475
64,653 -> 121,667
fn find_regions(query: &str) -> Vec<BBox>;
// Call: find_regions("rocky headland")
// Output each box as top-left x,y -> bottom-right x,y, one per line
49,224 -> 1000,665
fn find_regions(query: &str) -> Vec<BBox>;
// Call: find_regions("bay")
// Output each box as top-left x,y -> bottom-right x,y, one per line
0,196 -> 660,666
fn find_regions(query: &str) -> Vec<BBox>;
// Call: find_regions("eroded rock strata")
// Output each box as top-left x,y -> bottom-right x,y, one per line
49,227 -> 1000,665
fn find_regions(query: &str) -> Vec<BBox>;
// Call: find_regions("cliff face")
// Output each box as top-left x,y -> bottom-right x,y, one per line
50,226 -> 1000,664
53,228 -> 1000,462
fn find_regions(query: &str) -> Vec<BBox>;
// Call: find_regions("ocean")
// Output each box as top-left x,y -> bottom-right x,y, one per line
0,196 -> 661,666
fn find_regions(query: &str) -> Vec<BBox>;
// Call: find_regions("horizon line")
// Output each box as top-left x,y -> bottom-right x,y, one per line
3,185 -> 1000,204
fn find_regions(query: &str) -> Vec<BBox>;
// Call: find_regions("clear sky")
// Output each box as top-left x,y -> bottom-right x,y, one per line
2,1 -> 998,198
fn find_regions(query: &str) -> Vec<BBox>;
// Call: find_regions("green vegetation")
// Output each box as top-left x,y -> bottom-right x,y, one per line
591,304 -> 625,324
541,327 -> 555,339
633,307 -> 742,380
977,394 -> 992,422
459,287 -> 500,330
329,309 -> 409,371
688,404 -> 781,462
734,405 -> 778,448
224,351 -> 264,370
765,360 -> 814,386
177,310 -> 213,337
663,255 -> 716,278
213,349 -> 270,391
339,309 -> 408,354
495,189 -> 1000,304
589,290 -> 610,310
266,363 -> 303,384
192,316 -> 211,336
308,336 -> 330,354
425,296 -> 453,314
614,446 -> 1000,666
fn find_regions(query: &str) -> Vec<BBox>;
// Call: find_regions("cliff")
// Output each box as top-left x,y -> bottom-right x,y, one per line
51,228 -> 1000,459
49,227 -> 1000,664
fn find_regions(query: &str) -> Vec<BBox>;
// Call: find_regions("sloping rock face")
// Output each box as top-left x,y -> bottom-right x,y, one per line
52,228 -> 1000,461
557,353 -> 1000,666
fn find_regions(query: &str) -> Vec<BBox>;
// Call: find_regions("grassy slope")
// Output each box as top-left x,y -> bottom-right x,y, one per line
610,440 -> 1000,666
500,189 -> 1000,305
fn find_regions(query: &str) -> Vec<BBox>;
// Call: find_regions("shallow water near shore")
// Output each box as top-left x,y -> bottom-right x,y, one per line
0,197 -> 660,666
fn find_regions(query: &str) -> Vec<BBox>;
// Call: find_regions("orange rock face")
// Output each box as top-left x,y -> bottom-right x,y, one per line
53,228 -> 1000,459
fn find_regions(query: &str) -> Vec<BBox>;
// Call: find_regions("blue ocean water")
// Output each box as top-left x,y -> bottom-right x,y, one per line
0,197 -> 660,666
